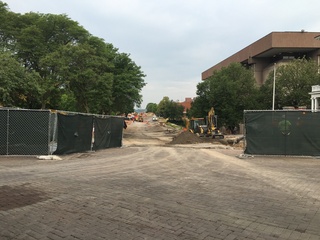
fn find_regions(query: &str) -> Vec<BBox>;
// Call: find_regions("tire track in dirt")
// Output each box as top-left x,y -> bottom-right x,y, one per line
202,149 -> 320,202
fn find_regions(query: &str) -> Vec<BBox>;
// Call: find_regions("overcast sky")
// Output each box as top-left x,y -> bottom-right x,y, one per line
4,0 -> 320,108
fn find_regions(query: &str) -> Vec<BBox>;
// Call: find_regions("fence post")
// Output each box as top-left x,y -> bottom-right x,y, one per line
48,111 -> 51,155
6,109 -> 9,155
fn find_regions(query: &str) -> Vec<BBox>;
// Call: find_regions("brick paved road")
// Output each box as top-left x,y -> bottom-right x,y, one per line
1,144 -> 320,239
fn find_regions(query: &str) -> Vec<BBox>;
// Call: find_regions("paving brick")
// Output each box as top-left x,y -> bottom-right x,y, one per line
0,145 -> 320,240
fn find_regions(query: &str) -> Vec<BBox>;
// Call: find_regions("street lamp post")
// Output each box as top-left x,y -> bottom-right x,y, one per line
272,63 -> 276,110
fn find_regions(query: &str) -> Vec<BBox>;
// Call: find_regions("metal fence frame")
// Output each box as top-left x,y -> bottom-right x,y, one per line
244,109 -> 320,156
0,108 -> 123,156
0,109 -> 53,156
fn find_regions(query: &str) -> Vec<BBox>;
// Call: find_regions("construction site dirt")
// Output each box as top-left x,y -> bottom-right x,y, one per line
124,118 -> 243,149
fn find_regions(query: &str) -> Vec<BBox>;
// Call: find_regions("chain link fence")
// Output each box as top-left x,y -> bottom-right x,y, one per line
244,110 -> 320,156
0,109 -> 53,155
0,108 -> 124,156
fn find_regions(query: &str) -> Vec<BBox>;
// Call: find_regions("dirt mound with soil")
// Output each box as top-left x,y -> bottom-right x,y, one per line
168,131 -> 207,144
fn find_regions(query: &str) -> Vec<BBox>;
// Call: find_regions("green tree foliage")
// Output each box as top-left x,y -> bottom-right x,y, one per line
188,96 -> 208,118
111,53 -> 146,115
157,96 -> 170,117
0,51 -> 41,108
146,103 -> 158,113
7,12 -> 91,109
157,96 -> 184,120
191,63 -> 258,129
58,92 -> 77,112
0,2 -> 146,114
40,38 -> 115,113
258,58 -> 320,109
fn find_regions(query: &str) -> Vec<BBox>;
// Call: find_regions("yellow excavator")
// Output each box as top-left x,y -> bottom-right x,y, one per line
207,107 -> 223,138
186,107 -> 224,139
137,113 -> 144,122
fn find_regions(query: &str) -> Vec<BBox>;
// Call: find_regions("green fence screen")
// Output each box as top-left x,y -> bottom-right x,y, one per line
244,111 -> 320,156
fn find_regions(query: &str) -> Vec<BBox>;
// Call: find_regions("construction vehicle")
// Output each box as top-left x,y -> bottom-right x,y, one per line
137,113 -> 144,122
207,107 -> 224,139
186,117 -> 207,136
186,107 -> 224,139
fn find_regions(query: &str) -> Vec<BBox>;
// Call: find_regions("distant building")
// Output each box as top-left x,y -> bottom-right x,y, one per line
179,97 -> 193,114
202,31 -> 320,85
309,85 -> 320,112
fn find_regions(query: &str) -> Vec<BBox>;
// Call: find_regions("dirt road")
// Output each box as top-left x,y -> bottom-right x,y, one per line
123,119 -> 177,146
1,119 -> 320,239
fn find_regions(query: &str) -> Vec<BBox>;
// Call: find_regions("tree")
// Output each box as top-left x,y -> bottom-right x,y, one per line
191,62 -> 259,129
259,58 -> 320,109
167,101 -> 184,120
157,96 -> 184,120
157,96 -> 170,117
0,3 -> 146,113
0,9 -> 90,109
40,38 -> 115,113
0,51 -> 41,108
111,53 -> 146,115
58,92 -> 77,112
146,103 -> 158,113
188,95 -> 208,118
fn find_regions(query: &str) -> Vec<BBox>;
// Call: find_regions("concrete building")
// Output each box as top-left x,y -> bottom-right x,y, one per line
309,85 -> 320,112
202,31 -> 320,85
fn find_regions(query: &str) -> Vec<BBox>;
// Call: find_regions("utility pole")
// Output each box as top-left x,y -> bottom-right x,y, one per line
272,63 -> 276,110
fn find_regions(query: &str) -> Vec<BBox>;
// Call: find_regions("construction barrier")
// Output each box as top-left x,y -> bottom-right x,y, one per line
244,110 -> 320,156
0,108 -> 124,156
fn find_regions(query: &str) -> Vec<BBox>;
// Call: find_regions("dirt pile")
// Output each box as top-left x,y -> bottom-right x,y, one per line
168,131 -> 207,144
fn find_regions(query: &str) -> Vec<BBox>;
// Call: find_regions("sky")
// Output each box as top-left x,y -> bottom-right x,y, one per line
3,0 -> 320,108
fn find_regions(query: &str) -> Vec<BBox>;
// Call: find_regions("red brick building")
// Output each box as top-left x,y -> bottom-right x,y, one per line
179,97 -> 193,114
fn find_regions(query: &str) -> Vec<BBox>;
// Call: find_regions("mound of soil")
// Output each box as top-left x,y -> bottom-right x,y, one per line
169,131 -> 206,144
